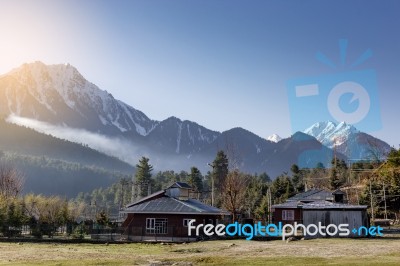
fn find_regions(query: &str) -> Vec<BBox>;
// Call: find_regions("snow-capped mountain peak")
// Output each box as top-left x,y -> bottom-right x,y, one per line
267,133 -> 282,143
303,121 -> 390,160
303,121 -> 358,148
0,61 -> 157,136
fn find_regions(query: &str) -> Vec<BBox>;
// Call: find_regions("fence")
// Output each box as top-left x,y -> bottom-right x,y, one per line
0,222 -> 123,241
122,226 -> 199,242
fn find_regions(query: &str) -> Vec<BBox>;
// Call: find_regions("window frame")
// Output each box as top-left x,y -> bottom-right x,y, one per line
282,210 -> 295,221
146,218 -> 168,234
183,218 -> 194,227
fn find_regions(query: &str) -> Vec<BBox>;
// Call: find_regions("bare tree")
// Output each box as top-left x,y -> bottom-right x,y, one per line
222,170 -> 249,222
0,163 -> 24,199
68,201 -> 87,222
223,136 -> 243,171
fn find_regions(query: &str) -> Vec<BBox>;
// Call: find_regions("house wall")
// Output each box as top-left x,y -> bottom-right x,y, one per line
122,213 -> 222,241
273,208 -> 303,225
302,209 -> 369,238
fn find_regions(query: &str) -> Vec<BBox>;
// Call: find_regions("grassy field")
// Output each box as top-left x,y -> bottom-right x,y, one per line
1,236 -> 400,265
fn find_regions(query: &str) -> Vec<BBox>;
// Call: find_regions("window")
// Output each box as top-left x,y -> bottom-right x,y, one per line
282,210 -> 295,221
146,218 -> 155,231
183,219 -> 195,227
146,218 -> 168,234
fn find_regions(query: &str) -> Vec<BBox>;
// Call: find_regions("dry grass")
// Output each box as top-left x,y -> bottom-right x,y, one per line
0,236 -> 400,265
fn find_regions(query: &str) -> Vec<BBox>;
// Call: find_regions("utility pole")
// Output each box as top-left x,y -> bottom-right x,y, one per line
383,181 -> 388,220
207,163 -> 215,207
369,179 -> 374,224
268,187 -> 272,223
211,174 -> 214,207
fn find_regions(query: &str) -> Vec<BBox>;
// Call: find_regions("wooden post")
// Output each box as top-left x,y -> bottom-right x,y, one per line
268,187 -> 272,223
369,179 -> 374,224
211,174 -> 214,207
383,181 -> 388,220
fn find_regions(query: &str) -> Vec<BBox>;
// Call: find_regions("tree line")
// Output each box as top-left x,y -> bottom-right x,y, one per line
1,148 -> 400,238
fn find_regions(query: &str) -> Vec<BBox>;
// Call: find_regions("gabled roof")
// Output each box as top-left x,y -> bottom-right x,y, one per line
125,190 -> 165,208
169,182 -> 192,189
271,201 -> 304,209
332,189 -> 345,195
122,181 -> 229,215
272,200 -> 367,210
122,195 -> 230,215
287,189 -> 333,202
302,200 -> 367,210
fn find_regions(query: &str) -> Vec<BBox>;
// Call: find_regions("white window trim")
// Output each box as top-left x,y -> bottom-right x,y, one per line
183,219 -> 195,227
146,218 -> 155,230
146,218 -> 168,234
282,210 -> 295,221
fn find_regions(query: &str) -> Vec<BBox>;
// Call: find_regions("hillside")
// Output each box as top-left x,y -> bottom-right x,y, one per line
0,119 -> 134,197
0,118 -> 134,173
0,152 -> 130,197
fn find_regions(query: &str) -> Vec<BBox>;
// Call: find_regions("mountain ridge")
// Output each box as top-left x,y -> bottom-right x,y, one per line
304,121 -> 390,160
0,61 -> 392,179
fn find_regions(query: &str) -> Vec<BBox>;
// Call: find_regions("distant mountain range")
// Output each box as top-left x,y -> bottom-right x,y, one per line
0,62 -> 392,196
304,121 -> 390,161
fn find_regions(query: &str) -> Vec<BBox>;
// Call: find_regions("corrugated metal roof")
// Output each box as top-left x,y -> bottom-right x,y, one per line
287,189 -> 333,202
302,200 -> 367,210
272,201 -> 304,209
169,182 -> 192,189
122,195 -> 230,215
273,200 -> 367,210
125,190 -> 165,208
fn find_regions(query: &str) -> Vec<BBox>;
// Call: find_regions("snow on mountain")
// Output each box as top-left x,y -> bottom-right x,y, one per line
304,121 -> 390,160
304,121 -> 358,148
1,62 -> 392,174
0,61 -> 157,136
0,61 -> 221,158
267,134 -> 282,143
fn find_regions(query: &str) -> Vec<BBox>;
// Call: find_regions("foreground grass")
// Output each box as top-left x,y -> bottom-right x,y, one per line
1,236 -> 400,265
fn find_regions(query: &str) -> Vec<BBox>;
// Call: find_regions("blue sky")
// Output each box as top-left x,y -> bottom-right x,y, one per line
0,0 -> 399,146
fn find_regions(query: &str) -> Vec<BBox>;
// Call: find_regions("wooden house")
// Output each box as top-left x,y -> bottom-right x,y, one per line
120,182 -> 230,242
272,189 -> 335,225
272,189 -> 368,238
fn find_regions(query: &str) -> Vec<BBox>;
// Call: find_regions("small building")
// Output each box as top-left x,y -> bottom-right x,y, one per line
272,189 -> 368,238
302,200 -> 369,238
120,182 -> 230,242
272,189 -> 337,225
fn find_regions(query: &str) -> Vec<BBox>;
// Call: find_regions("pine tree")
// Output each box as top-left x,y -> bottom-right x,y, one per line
188,167 -> 203,191
211,150 -> 229,192
259,172 -> 271,183
329,158 -> 348,189
291,164 -> 304,192
209,151 -> 229,207
271,175 -> 295,203
134,157 -> 153,198
255,194 -> 270,221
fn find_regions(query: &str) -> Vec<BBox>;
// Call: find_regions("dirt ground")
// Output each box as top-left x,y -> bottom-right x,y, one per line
0,235 -> 400,265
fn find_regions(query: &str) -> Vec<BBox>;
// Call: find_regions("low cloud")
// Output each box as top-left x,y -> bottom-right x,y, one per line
6,114 -> 140,165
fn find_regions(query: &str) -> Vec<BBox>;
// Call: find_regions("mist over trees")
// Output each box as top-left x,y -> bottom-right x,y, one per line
1,147 -> 400,238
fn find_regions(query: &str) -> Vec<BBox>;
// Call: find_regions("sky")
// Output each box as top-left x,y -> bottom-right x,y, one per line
0,0 -> 399,146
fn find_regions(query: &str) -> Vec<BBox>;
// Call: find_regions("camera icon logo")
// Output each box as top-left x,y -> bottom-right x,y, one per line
327,81 -> 370,124
286,39 -> 382,167
287,39 -> 381,133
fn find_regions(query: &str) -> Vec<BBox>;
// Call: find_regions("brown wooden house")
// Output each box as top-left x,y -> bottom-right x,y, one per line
272,189 -> 368,238
120,182 -> 230,242
272,189 -> 335,225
